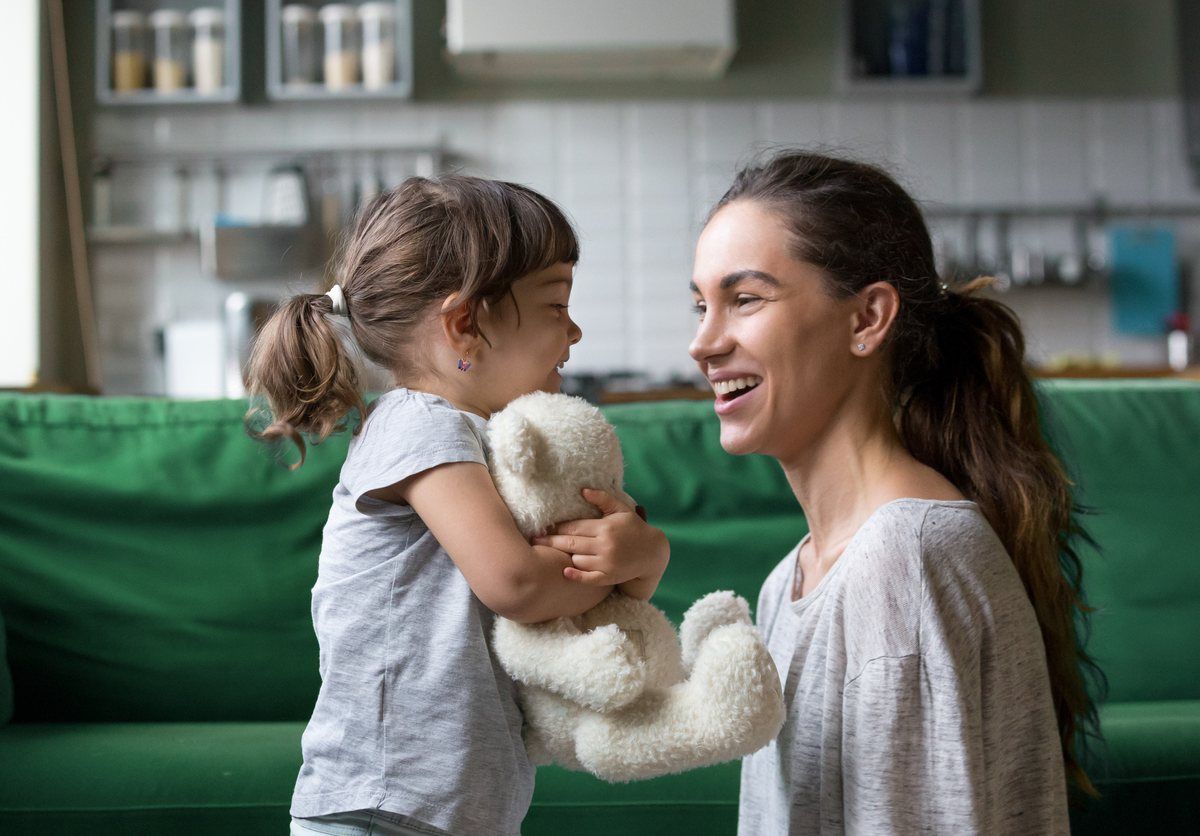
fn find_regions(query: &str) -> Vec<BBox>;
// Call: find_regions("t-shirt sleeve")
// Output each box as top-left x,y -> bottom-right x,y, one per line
343,396 -> 487,511
839,653 -> 991,834
838,506 -> 1069,835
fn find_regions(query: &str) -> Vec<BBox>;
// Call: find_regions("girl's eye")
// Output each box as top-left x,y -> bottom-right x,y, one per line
691,302 -> 707,319
736,295 -> 760,307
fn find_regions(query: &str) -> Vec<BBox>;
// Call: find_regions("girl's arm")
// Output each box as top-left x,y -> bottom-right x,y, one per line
381,460 -> 612,624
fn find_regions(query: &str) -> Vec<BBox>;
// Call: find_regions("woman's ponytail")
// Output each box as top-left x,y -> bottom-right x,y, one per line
245,289 -> 365,469
898,277 -> 1104,798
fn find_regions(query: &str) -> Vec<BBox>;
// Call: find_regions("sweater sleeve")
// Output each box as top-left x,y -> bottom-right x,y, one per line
840,653 -> 991,834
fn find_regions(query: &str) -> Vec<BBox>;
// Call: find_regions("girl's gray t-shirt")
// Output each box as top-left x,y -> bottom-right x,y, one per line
739,499 -> 1069,835
291,388 -> 532,836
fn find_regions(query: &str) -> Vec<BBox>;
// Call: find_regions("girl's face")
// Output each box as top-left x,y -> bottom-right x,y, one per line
476,261 -> 582,411
688,201 -> 862,462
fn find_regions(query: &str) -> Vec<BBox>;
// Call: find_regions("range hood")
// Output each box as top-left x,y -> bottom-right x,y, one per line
445,0 -> 736,80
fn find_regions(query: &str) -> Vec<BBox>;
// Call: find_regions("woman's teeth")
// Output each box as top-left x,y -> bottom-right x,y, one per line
713,376 -> 762,397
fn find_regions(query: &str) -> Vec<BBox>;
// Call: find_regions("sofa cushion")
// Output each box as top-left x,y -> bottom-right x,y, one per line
0,721 -> 304,835
1035,381 -> 1200,702
0,721 -> 739,836
0,396 -> 342,722
1073,700 -> 1200,834
0,381 -> 1198,724
0,606 -> 12,725
0,703 -> 1192,835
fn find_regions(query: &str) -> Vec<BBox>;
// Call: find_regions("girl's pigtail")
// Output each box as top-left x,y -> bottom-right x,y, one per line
897,276 -> 1104,798
245,290 -> 365,469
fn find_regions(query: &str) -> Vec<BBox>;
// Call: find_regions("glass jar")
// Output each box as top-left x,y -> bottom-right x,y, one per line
281,4 -> 318,86
189,7 -> 225,95
318,4 -> 359,91
148,9 -> 189,94
358,2 -> 395,90
111,10 -> 147,93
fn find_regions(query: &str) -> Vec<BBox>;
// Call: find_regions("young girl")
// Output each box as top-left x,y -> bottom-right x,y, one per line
247,175 -> 670,836
687,151 -> 1100,834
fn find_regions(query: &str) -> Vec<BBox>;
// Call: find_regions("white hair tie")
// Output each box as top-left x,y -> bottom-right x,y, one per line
324,284 -> 349,318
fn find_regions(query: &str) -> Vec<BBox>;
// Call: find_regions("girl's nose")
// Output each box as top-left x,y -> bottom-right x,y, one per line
567,314 -> 583,345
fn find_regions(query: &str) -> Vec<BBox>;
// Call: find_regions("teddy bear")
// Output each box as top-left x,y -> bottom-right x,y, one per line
487,391 -> 785,782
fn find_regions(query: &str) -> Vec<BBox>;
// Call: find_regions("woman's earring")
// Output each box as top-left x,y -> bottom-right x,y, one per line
457,357 -> 472,372
856,343 -> 867,352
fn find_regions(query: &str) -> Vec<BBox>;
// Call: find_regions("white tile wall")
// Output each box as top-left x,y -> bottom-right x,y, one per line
91,96 -> 1200,394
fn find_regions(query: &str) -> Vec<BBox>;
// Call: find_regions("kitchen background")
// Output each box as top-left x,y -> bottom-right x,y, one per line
35,0 -> 1200,398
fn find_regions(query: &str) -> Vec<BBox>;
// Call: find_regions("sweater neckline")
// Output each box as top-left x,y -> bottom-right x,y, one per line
787,497 -> 979,612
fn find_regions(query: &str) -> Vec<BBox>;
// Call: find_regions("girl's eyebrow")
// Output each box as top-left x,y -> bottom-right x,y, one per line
540,277 -> 573,288
689,269 -> 781,294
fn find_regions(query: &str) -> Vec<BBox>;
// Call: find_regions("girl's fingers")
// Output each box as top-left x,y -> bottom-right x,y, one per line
553,518 -> 604,537
566,552 -> 605,572
532,533 -> 597,555
562,566 -> 609,585
581,488 -> 634,516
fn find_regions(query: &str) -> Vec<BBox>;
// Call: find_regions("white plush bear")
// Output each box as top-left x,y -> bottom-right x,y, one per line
487,391 -> 785,782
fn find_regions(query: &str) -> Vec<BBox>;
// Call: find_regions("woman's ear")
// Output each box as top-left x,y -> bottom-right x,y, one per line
850,281 -> 901,355
439,293 -> 480,356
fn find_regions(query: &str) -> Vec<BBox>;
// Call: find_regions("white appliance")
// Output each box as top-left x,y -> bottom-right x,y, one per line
445,0 -> 736,80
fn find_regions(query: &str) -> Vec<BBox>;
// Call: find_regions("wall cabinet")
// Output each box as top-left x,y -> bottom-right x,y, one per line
839,0 -> 982,94
96,0 -> 241,104
266,1 -> 413,101
95,1 -> 414,105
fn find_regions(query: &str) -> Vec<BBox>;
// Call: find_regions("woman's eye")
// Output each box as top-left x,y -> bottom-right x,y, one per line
736,295 -> 760,307
691,302 -> 707,319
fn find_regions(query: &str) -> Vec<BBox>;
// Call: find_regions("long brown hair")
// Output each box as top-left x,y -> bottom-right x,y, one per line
246,174 -> 579,466
713,150 -> 1102,796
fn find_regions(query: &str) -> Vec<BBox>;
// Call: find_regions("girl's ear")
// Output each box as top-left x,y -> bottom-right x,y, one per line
850,281 -> 901,355
440,293 -> 479,355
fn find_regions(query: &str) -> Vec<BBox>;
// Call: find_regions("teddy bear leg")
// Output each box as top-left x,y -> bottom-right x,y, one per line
522,688 -> 586,772
573,622 -> 784,782
678,590 -> 752,674
581,592 -> 686,690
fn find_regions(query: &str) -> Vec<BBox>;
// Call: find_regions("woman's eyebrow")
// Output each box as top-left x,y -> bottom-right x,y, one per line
689,269 -> 781,294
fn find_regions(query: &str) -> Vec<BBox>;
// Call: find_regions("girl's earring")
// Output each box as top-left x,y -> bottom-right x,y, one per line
856,343 -> 867,352
457,357 -> 472,372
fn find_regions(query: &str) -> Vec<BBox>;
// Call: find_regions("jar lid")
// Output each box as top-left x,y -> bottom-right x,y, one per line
282,4 -> 318,24
148,9 -> 187,28
111,10 -> 146,28
188,7 -> 225,27
318,4 -> 358,23
358,2 -> 396,21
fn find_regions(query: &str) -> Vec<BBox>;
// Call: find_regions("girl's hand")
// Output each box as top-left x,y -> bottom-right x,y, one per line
532,488 -> 670,600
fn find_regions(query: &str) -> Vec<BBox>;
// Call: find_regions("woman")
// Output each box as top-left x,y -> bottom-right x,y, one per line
687,151 -> 1100,834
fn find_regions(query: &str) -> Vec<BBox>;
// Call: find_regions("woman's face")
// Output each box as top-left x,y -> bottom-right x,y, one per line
689,201 -> 863,462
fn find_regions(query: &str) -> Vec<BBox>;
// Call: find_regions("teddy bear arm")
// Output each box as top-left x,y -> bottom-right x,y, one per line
494,617 -> 648,712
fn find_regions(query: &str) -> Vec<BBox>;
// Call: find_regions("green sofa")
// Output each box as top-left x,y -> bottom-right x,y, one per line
0,380 -> 1197,835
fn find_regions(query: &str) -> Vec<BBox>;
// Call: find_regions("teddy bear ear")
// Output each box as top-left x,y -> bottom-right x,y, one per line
505,414 -> 544,478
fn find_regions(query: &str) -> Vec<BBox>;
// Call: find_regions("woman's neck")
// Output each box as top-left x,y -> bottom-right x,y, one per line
780,411 -> 910,569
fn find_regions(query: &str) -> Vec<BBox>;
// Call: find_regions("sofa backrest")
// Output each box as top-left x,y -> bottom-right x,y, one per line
0,381 -> 1196,722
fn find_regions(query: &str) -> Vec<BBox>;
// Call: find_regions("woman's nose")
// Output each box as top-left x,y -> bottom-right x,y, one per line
567,314 -> 583,345
688,310 -> 731,365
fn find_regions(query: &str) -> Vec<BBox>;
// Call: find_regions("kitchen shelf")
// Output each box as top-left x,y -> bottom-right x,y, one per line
838,0 -> 981,94
87,225 -> 199,245
96,0 -> 242,106
265,0 -> 414,102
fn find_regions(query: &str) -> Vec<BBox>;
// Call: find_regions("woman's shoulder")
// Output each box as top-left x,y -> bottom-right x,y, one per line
839,500 -> 983,613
